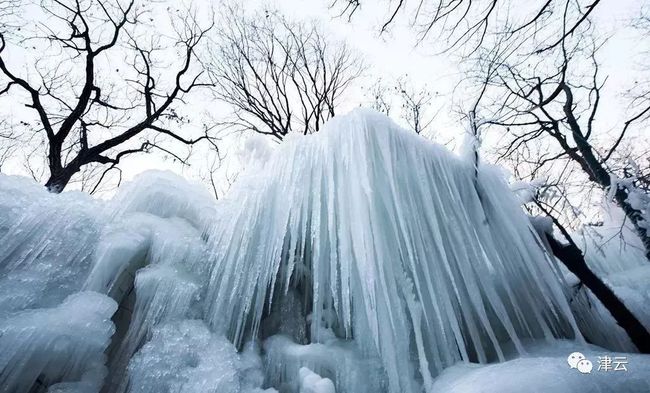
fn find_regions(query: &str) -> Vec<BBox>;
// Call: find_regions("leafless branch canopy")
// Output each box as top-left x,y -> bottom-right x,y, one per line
0,0 -> 19,31
365,76 -> 437,135
331,0 -> 600,54
207,8 -> 364,141
0,0 -> 216,192
472,30 -> 650,258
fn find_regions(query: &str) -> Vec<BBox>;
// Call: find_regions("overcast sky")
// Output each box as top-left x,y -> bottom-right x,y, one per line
1,0 -> 647,196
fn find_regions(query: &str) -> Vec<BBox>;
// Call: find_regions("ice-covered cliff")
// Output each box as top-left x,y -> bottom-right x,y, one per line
0,110 -> 645,393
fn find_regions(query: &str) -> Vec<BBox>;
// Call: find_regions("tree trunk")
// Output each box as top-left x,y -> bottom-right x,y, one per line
613,187 -> 650,261
545,233 -> 650,353
561,84 -> 650,261
44,167 -> 76,193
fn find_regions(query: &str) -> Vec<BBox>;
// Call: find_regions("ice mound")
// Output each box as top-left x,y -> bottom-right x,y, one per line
1,109 -> 637,393
263,334 -> 384,392
0,176 -> 115,391
126,320 -> 270,393
298,367 -> 335,393
0,292 -> 116,392
0,175 -> 105,314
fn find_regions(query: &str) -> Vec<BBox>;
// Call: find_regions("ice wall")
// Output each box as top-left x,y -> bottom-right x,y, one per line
202,109 -> 584,392
0,109 -> 589,393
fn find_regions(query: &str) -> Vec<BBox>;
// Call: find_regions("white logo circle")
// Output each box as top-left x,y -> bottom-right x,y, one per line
577,359 -> 593,374
567,352 -> 585,369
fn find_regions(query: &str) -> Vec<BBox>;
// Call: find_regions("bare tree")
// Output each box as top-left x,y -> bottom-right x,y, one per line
364,78 -> 393,116
475,36 -> 650,261
0,118 -> 17,170
0,0 -> 217,192
457,24 -> 650,350
541,210 -> 650,353
364,76 -> 436,134
0,0 -> 18,30
207,7 -> 364,141
397,77 -> 435,134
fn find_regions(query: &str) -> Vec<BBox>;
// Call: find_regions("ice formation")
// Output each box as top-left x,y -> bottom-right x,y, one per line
202,109 -> 583,391
0,292 -> 116,392
125,320 -> 267,393
1,109 -> 646,393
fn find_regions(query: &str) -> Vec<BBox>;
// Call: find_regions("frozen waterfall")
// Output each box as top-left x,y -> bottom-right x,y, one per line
0,109 -> 593,393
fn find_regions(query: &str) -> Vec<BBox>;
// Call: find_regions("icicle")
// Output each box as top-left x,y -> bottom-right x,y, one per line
106,265 -> 201,392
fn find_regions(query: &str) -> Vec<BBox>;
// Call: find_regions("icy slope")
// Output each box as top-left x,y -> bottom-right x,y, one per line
0,109 -> 607,393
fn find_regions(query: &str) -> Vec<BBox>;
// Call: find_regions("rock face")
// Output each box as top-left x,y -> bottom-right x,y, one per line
0,109 -> 589,393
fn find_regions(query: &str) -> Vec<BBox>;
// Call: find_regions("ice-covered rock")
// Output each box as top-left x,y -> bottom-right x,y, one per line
126,320 -> 267,393
0,175 -> 105,315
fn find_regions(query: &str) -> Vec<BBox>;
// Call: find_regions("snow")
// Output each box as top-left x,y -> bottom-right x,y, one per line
576,203 -> 648,275
568,264 -> 650,353
432,339 -> 650,393
552,203 -> 650,353
510,178 -> 546,205
0,109 -> 647,393
608,172 -> 649,233
298,367 -> 336,393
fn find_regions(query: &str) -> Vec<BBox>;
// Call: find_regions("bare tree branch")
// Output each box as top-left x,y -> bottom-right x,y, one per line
0,1 -> 217,192
206,7 -> 364,141
472,28 -> 650,260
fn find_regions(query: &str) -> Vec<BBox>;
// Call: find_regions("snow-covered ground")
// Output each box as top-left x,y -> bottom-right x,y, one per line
434,339 -> 650,393
0,110 -> 648,392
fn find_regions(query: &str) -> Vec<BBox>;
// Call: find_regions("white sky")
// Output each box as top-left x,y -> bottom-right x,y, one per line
1,0 -> 647,196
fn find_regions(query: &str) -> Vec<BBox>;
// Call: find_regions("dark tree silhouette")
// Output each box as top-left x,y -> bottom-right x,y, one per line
471,35 -> 650,261
0,0 -> 217,192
